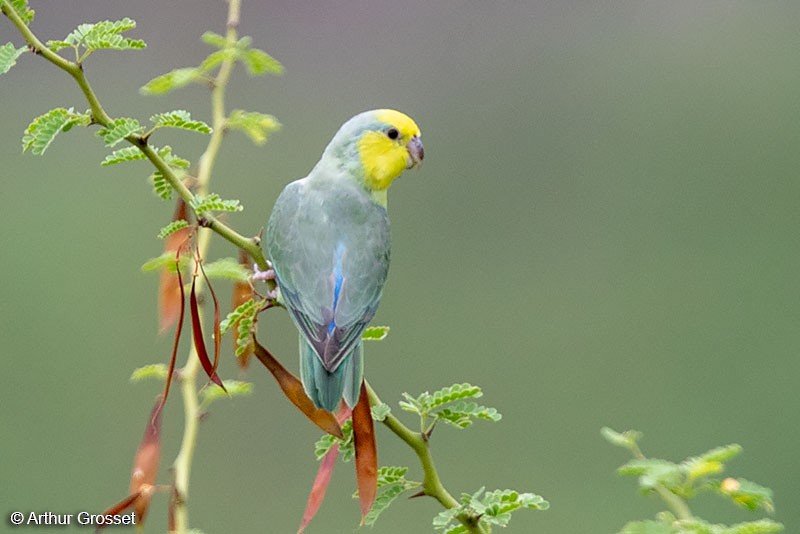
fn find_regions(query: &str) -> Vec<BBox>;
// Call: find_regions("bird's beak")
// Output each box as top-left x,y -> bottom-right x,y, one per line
406,136 -> 424,169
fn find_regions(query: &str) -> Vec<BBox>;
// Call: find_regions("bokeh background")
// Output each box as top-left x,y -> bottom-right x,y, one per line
2,1 -> 799,533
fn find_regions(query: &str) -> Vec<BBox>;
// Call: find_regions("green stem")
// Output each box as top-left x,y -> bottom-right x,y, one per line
171,2 -> 243,531
364,382 -> 490,534
629,443 -> 693,521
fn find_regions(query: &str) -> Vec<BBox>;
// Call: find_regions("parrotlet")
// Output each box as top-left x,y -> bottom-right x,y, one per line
265,109 -> 424,411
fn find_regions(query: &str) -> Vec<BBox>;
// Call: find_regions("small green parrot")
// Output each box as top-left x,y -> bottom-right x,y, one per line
265,109 -> 424,411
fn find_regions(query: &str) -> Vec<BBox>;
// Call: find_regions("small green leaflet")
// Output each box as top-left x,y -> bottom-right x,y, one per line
130,363 -> 168,382
601,427 -> 643,452
227,110 -> 280,145
220,298 -> 261,357
315,420 -> 354,462
140,67 -> 202,95
370,402 -> 391,422
151,170 -> 172,200
22,108 -> 91,155
200,33 -> 283,76
200,379 -> 253,405
101,146 -> 146,166
200,31 -> 227,49
3,0 -> 34,25
239,46 -> 283,76
0,43 -> 26,75
141,252 -> 190,273
96,117 -> 143,147
220,298 -> 256,335
190,193 -> 243,214
720,478 -> 776,513
434,401 -> 501,429
158,146 -> 190,168
101,145 -> 189,168
203,257 -> 250,282
357,466 -> 420,527
618,458 -> 685,494
150,110 -> 211,134
362,326 -> 389,341
157,220 -> 189,239
199,48 -> 236,72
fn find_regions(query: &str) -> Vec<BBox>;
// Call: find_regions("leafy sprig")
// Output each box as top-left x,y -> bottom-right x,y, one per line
603,427 -> 783,534
358,466 -> 421,526
433,487 -> 549,534
220,297 -> 262,357
140,30 -> 282,96
400,383 -> 501,433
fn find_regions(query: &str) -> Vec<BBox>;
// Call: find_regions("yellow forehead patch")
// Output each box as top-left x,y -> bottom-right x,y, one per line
376,109 -> 421,139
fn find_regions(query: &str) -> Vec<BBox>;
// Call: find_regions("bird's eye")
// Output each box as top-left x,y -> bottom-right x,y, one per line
386,127 -> 399,140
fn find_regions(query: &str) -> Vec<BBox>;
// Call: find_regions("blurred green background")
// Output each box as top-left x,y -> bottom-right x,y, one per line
2,1 -> 799,533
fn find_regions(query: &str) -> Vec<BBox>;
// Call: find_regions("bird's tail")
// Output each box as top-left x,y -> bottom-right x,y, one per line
299,335 -> 363,412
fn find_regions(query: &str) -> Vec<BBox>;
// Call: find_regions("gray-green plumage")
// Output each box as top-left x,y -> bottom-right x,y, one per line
265,112 -> 395,411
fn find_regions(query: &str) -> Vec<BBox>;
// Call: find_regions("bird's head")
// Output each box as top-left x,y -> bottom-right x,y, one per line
323,109 -> 424,192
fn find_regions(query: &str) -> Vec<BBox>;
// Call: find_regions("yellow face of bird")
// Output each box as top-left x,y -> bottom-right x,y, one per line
357,109 -> 424,191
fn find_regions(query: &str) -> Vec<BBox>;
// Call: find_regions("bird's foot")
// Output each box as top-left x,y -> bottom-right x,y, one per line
251,263 -> 275,282
251,263 -> 278,301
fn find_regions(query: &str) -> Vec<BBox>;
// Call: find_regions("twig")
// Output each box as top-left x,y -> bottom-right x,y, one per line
364,381 -> 491,534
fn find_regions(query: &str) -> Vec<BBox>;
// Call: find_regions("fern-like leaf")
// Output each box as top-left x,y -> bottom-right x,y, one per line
203,257 -> 250,282
200,379 -> 253,405
157,220 -> 190,239
227,110 -> 280,145
150,170 -> 172,200
101,146 -> 146,166
61,18 -> 145,53
427,383 -> 483,411
433,401 -> 502,429
150,110 -> 212,134
220,298 -> 261,357
130,364 -> 168,382
140,67 -> 202,95
158,145 -> 191,169
96,117 -> 143,147
239,47 -> 284,76
22,108 -> 88,155
0,43 -> 26,75
200,31 -> 227,49
314,420 -> 354,462
190,193 -> 243,214
3,0 -> 34,25
359,467 -> 421,527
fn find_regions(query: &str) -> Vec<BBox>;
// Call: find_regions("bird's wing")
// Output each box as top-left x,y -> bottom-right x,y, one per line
266,178 -> 390,372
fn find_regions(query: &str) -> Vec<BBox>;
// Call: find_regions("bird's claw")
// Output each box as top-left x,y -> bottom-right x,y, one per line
252,263 -> 275,282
